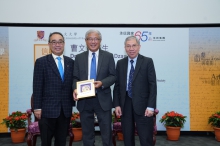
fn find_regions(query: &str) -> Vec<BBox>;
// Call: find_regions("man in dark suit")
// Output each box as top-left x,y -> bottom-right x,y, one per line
33,32 -> 74,146
73,29 -> 116,146
113,36 -> 157,146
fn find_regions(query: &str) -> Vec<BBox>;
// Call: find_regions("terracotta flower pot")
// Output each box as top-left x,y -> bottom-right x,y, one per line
10,128 -> 26,143
117,132 -> 124,141
213,127 -> 220,142
166,126 -> 181,141
72,128 -> 82,141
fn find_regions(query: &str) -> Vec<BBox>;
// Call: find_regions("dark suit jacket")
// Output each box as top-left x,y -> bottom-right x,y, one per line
73,49 -> 116,112
113,54 -> 157,115
33,54 -> 74,118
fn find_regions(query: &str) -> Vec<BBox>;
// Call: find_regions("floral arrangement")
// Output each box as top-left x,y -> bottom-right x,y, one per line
1,111 -> 28,131
159,111 -> 187,128
71,112 -> 81,128
208,111 -> 220,128
112,112 -> 121,123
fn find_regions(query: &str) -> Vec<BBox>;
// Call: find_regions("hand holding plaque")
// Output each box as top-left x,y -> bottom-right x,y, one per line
76,79 -> 95,99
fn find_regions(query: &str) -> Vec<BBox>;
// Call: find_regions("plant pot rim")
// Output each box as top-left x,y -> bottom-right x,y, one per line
10,128 -> 26,131
213,127 -> 220,129
166,126 -> 181,129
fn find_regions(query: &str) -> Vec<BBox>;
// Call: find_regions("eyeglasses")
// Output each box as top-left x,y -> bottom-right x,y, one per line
86,38 -> 101,42
49,41 -> 64,46
125,44 -> 139,49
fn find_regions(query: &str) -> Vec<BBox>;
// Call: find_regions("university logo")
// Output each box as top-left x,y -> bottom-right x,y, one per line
34,31 -> 47,41
37,31 -> 44,39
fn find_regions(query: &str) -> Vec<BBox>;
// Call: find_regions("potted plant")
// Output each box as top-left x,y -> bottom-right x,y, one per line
208,111 -> 220,141
1,111 -> 28,143
71,112 -> 82,141
159,111 -> 187,141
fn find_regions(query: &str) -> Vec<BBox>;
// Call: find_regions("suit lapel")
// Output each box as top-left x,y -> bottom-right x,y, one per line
132,54 -> 143,81
63,56 -> 71,82
84,51 -> 89,77
123,57 -> 129,87
47,54 -> 61,80
97,50 -> 103,77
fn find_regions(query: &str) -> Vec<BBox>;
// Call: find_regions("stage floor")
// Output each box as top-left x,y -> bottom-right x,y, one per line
0,134 -> 219,146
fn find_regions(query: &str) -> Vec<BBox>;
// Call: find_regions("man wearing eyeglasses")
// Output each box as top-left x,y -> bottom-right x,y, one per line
113,36 -> 157,146
73,29 -> 116,146
33,32 -> 75,146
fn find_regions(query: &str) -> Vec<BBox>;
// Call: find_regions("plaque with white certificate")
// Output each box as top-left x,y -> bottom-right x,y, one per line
77,79 -> 95,99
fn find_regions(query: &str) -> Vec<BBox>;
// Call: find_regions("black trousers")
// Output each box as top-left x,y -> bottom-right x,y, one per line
39,108 -> 70,146
121,94 -> 154,146
80,96 -> 112,146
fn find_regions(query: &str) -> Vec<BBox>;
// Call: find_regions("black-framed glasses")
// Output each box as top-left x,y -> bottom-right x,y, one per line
86,38 -> 101,42
49,41 -> 64,46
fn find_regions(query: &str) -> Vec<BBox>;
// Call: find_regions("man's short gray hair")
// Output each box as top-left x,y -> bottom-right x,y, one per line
124,36 -> 140,46
85,29 -> 102,40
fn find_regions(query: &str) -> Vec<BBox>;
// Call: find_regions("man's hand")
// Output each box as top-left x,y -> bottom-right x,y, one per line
115,106 -> 122,116
145,109 -> 154,117
94,81 -> 102,88
34,110 -> 42,119
73,89 -> 79,101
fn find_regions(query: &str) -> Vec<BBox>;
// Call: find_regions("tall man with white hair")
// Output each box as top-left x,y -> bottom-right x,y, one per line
73,29 -> 116,146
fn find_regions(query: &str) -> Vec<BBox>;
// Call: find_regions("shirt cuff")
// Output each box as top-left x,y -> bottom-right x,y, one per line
147,107 -> 154,111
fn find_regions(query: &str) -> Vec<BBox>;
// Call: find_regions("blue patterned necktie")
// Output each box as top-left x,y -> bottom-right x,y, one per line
57,57 -> 64,81
128,60 -> 134,98
90,53 -> 96,80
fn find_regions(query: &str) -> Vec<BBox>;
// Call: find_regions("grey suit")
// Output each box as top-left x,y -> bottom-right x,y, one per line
113,54 -> 157,146
73,49 -> 116,146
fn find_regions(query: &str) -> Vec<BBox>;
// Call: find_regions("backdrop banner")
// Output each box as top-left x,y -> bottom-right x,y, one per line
0,27 -> 219,132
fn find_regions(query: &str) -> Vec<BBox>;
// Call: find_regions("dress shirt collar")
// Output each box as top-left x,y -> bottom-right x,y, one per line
52,53 -> 64,60
89,49 -> 99,57
128,55 -> 138,64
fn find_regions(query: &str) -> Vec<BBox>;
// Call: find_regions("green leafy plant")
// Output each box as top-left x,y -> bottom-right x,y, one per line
71,112 -> 81,128
159,111 -> 187,128
1,111 -> 28,131
208,111 -> 220,128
